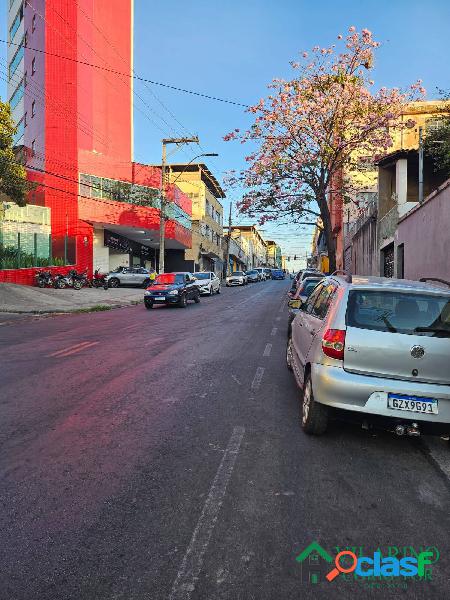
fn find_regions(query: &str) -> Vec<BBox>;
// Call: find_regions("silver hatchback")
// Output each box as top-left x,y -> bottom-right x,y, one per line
287,276 -> 450,437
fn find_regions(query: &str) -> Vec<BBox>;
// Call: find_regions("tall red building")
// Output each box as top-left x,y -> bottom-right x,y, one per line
2,0 -> 191,284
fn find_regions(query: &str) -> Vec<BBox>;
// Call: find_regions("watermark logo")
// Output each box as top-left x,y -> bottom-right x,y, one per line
295,542 -> 439,587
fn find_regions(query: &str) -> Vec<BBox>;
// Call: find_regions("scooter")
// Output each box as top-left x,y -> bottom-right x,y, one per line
91,268 -> 107,288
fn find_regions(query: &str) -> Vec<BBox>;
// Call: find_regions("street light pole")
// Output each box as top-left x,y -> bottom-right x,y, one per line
158,137 -> 199,274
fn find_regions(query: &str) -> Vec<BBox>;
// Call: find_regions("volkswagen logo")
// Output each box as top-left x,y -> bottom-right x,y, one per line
410,345 -> 425,359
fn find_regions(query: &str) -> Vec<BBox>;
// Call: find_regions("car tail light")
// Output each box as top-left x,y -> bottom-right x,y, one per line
322,329 -> 346,360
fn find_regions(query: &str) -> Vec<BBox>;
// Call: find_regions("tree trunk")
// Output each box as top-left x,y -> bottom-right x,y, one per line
317,194 -> 336,274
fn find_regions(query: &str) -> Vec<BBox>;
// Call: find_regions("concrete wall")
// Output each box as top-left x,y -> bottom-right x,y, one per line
396,180 -> 450,281
92,228 -> 109,273
351,214 -> 378,276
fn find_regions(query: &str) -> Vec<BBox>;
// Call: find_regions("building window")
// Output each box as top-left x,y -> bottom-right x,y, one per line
9,3 -> 24,42
24,70 -> 27,87
31,100 -> 35,117
24,111 -> 27,127
9,44 -> 24,78
13,116 -> 25,144
31,57 -> 36,75
397,243 -> 404,279
31,139 -> 36,155
32,14 -> 36,33
9,79 -> 24,109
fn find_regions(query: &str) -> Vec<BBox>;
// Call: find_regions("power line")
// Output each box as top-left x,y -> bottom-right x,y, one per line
2,37 -> 249,108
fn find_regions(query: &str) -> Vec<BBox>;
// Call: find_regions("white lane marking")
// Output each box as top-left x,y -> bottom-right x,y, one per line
169,426 -> 245,600
263,343 -> 272,357
48,341 -> 94,357
271,327 -> 278,337
251,367 -> 265,391
54,341 -> 99,358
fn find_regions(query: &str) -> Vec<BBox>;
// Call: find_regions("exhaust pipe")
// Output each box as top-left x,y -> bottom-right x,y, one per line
406,423 -> 420,437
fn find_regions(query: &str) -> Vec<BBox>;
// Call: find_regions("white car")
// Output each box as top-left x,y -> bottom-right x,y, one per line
194,271 -> 221,295
226,271 -> 247,286
255,268 -> 267,281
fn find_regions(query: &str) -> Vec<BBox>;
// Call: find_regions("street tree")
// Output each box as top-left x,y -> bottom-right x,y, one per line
0,100 -> 28,207
225,27 -> 424,272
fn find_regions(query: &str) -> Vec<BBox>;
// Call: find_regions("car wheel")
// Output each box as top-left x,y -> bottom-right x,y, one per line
145,301 -> 153,310
194,292 -> 201,303
109,278 -> 120,288
179,294 -> 187,308
286,337 -> 294,371
301,373 -> 328,435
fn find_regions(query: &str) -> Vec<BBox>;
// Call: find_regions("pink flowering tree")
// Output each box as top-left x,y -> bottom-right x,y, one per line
225,27 -> 425,272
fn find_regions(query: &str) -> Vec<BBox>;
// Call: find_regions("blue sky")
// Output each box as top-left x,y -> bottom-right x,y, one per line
2,0 -> 450,263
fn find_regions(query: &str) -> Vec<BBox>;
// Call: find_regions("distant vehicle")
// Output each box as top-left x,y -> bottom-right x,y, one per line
287,276 -> 324,334
246,269 -> 260,283
193,271 -> 221,295
254,268 -> 267,281
264,268 -> 272,280
287,275 -> 450,437
106,267 -> 151,288
144,272 -> 200,308
271,269 -> 285,280
226,271 -> 247,286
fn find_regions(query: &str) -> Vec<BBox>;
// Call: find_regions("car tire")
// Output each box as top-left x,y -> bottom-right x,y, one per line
194,292 -> 201,303
109,278 -> 120,288
179,294 -> 187,308
286,337 -> 294,371
145,301 -> 153,310
301,373 -> 328,435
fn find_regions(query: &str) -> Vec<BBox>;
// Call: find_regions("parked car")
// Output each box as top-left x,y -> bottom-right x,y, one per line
287,275 -> 450,437
264,268 -> 273,280
246,269 -> 260,283
226,271 -> 247,286
144,272 -> 200,308
255,268 -> 267,281
287,276 -> 324,333
106,267 -> 151,288
271,269 -> 285,280
193,271 -> 221,295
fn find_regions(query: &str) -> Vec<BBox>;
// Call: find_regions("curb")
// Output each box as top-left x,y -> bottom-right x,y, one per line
0,299 -> 143,315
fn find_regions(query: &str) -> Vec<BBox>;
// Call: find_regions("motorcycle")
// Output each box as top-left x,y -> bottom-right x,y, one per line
53,273 -> 67,289
68,269 -> 89,290
91,268 -> 107,288
35,270 -> 54,288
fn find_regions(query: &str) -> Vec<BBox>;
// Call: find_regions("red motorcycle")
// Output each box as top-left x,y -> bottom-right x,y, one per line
91,268 -> 108,288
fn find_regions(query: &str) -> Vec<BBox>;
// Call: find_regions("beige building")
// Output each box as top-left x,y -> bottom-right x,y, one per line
224,225 -> 267,270
168,163 -> 225,275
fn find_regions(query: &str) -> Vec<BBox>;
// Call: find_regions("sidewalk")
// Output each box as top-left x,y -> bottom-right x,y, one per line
0,283 -> 144,314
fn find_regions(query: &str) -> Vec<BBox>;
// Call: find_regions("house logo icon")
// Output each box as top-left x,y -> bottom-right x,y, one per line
295,541 -> 333,584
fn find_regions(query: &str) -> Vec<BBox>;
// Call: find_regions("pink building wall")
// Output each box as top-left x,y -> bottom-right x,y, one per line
396,179 -> 450,281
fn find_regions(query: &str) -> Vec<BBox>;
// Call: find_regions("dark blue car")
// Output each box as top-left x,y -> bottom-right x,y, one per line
272,269 -> 285,280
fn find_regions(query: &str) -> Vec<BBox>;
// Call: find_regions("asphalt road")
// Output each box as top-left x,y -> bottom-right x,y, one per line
1,280 -> 449,600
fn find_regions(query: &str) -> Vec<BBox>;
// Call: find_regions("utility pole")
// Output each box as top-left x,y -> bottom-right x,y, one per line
158,136 -> 199,274
418,126 -> 424,204
224,202 -> 232,279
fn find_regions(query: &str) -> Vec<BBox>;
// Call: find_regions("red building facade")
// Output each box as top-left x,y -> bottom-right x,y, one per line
2,0 -> 191,284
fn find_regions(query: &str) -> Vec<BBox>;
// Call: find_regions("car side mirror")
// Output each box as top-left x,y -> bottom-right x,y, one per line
288,299 -> 302,309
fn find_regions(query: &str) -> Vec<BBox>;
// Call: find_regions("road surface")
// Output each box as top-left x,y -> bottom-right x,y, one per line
1,280 -> 449,599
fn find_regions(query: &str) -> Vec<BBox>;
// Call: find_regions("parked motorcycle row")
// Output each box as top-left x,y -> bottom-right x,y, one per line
35,268 -> 107,290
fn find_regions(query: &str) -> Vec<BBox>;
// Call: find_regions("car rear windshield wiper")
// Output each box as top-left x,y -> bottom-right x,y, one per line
414,327 -> 450,337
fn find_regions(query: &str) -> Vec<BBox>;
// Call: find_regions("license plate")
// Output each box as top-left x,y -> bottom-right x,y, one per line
387,393 -> 438,414
154,296 -> 166,301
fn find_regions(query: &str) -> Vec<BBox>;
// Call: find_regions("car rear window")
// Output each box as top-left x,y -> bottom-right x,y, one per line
347,290 -> 450,337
